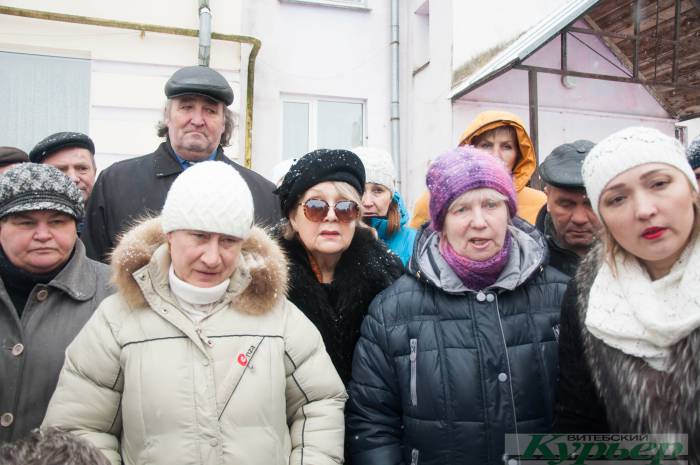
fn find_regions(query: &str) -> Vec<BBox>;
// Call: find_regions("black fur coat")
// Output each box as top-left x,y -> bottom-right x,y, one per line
555,243 -> 700,463
278,227 -> 404,385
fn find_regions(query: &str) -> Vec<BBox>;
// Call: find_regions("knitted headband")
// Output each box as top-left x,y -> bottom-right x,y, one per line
582,126 -> 698,218
161,161 -> 254,239
427,147 -> 517,230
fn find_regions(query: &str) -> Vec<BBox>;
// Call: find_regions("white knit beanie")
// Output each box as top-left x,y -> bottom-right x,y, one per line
352,146 -> 396,191
583,126 -> 698,217
161,161 -> 254,239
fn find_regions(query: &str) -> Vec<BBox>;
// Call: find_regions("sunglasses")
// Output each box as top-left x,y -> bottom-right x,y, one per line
300,199 -> 360,223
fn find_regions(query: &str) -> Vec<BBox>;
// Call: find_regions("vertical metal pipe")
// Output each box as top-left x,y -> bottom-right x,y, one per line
390,0 -> 401,190
633,0 -> 641,79
561,32 -> 568,73
672,0 -> 681,83
198,0 -> 211,66
528,69 -> 541,188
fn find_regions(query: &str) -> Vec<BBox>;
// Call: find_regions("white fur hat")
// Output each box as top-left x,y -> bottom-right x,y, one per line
352,146 -> 396,191
161,161 -> 254,239
583,126 -> 697,217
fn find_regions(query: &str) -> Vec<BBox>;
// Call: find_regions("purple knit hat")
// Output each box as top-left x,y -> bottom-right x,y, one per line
427,146 -> 517,230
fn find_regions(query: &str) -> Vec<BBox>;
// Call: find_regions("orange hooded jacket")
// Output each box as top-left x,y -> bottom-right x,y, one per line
409,111 -> 546,227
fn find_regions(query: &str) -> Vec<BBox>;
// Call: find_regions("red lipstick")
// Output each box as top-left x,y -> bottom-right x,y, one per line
642,227 -> 667,240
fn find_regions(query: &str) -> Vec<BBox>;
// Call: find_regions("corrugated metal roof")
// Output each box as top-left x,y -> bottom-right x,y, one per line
450,0 -> 599,100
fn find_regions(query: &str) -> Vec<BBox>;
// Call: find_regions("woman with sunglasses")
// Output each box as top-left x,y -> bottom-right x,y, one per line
346,147 -> 568,465
555,128 -> 700,459
274,149 -> 404,385
42,162 -> 347,465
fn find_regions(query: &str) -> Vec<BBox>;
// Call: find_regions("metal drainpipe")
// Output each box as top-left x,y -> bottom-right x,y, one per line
0,5 -> 260,169
390,0 -> 401,190
198,0 -> 211,67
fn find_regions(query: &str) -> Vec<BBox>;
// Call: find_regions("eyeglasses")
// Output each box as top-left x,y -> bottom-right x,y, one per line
300,199 -> 359,223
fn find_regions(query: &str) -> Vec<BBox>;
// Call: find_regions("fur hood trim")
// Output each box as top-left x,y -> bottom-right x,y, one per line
110,217 -> 288,314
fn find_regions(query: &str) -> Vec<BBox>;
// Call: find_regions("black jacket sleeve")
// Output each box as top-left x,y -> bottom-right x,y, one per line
82,171 -> 113,263
553,279 -> 609,433
346,293 -> 405,465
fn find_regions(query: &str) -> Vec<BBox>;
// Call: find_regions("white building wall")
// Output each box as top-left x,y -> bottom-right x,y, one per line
0,0 -> 243,170
242,0 -> 392,181
400,0 -> 454,209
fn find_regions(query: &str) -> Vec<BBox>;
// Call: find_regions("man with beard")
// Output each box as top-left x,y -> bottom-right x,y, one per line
536,140 -> 601,276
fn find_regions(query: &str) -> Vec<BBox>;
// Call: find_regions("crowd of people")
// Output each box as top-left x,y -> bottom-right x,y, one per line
1,63 -> 700,465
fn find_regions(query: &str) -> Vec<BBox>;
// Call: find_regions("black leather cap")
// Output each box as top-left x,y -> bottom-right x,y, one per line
0,147 -> 29,167
539,140 -> 595,189
29,132 -> 95,163
164,66 -> 234,106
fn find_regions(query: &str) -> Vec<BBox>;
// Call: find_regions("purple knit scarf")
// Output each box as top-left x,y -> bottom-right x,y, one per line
438,230 -> 513,291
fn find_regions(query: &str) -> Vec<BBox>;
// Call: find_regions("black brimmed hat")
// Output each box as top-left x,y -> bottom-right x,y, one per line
165,65 -> 234,106
29,132 -> 95,164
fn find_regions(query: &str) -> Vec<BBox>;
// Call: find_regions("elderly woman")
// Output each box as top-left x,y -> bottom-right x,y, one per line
346,147 -> 569,465
0,164 -> 111,443
42,161 -> 347,465
274,149 -> 404,385
555,127 -> 700,459
353,146 -> 417,265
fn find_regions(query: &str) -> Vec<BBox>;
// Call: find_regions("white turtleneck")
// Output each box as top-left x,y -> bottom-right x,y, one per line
168,265 -> 230,323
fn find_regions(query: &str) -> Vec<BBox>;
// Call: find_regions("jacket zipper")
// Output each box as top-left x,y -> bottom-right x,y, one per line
409,338 -> 418,407
410,448 -> 420,465
494,297 -> 521,458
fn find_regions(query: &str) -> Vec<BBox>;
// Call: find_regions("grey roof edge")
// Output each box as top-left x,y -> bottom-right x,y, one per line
450,0 -> 600,100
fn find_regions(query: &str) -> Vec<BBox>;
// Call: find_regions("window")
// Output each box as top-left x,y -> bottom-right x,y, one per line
0,51 -> 90,152
280,0 -> 368,10
282,96 -> 364,159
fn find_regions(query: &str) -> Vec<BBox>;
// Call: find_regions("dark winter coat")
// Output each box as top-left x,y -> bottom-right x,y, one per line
83,141 -> 280,263
278,226 -> 404,385
554,243 -> 700,463
0,240 -> 112,442
346,219 -> 569,465
535,205 -> 581,277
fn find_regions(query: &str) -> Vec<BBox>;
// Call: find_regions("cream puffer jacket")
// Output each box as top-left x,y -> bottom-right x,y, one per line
42,218 -> 347,465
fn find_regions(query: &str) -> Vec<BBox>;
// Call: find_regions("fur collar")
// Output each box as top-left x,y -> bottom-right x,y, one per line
574,242 -> 700,443
111,217 -> 288,314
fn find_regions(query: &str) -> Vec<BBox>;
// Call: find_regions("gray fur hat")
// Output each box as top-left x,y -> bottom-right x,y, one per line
0,163 -> 84,220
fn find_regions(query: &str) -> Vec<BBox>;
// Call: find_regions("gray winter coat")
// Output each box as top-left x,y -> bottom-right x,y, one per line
0,240 -> 112,442
346,219 -> 569,465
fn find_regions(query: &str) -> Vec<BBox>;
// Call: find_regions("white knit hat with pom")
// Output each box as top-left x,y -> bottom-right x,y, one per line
583,126 -> 697,217
352,146 -> 396,191
161,161 -> 254,239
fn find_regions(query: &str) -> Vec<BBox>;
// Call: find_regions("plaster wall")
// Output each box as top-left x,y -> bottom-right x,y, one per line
0,0 -> 243,169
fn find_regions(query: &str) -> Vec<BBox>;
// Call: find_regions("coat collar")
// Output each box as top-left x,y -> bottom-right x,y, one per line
48,240 -> 98,301
153,141 -> 226,178
111,217 -> 288,313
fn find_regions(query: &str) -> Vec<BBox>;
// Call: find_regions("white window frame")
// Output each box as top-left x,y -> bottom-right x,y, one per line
281,94 -> 366,159
279,0 -> 369,11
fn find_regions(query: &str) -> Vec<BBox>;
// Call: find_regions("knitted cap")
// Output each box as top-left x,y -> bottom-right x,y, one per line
583,127 -> 697,217
161,161 -> 254,239
352,146 -> 396,191
687,135 -> 700,170
274,149 -> 365,215
0,163 -> 83,220
427,147 -> 517,230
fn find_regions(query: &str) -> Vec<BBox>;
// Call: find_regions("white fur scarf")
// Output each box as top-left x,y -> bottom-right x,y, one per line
585,235 -> 700,371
